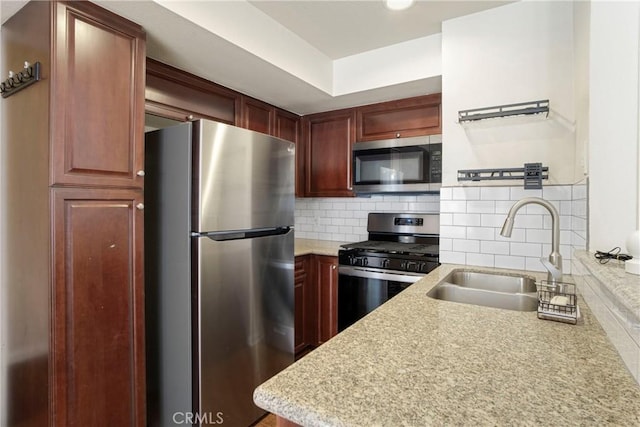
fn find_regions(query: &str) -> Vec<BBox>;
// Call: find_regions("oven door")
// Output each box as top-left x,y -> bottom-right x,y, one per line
338,266 -> 424,332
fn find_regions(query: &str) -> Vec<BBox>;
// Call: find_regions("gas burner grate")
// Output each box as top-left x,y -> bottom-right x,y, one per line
341,241 -> 439,256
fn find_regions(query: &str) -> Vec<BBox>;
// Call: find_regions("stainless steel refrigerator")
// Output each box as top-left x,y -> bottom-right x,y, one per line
145,119 -> 295,426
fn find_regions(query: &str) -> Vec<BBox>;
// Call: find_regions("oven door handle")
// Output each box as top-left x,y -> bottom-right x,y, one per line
338,266 -> 424,283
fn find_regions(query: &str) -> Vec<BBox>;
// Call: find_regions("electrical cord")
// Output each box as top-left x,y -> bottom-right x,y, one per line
594,247 -> 633,264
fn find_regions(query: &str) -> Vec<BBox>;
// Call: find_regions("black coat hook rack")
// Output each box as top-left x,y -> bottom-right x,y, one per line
1,61 -> 41,99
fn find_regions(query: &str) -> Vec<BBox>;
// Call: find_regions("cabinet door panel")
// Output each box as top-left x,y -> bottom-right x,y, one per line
315,255 -> 338,345
356,94 -> 442,141
241,96 -> 274,135
52,188 -> 145,427
275,109 -> 302,196
294,275 -> 306,352
304,110 -> 355,197
294,255 -> 315,355
275,108 -> 300,144
52,2 -> 145,188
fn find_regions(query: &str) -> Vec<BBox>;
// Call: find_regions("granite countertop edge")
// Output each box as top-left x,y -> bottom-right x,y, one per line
573,250 -> 640,321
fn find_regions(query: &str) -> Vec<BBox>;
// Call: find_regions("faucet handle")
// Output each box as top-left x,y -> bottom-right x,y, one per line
540,257 -> 563,283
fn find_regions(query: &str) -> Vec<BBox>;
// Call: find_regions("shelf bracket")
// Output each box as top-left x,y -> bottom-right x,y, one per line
457,163 -> 548,189
458,100 -> 549,123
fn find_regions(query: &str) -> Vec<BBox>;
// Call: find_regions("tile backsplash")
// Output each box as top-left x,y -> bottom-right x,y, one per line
295,182 -> 588,274
440,183 -> 587,274
295,194 -> 441,242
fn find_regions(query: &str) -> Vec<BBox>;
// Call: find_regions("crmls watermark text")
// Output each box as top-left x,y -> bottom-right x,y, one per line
172,412 -> 224,425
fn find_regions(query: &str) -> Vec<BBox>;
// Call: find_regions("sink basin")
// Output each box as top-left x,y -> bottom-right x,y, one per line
445,270 -> 537,293
427,270 -> 538,311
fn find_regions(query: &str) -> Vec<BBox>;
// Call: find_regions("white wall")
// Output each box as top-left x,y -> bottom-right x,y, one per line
573,0 -> 590,182
333,34 -> 441,96
588,1 -> 640,251
441,1 -> 577,186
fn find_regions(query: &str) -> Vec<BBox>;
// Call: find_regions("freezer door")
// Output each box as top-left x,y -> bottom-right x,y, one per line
192,120 -> 295,233
193,229 -> 294,426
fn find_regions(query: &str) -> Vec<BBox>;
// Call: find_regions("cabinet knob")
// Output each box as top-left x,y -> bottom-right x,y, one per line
395,132 -> 401,138
332,265 -> 336,270
136,170 -> 145,177
136,203 -> 144,210
186,114 -> 194,121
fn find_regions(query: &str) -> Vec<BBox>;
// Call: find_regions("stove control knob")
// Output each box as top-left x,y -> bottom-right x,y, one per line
406,261 -> 416,271
417,262 -> 426,272
381,259 -> 390,269
361,257 -> 369,267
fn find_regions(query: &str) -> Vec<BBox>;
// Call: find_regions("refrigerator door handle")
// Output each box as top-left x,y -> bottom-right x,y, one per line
200,226 -> 292,242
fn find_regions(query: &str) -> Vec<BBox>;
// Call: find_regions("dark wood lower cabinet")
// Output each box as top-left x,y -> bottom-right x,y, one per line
294,254 -> 338,357
294,255 -> 314,355
315,255 -> 338,345
51,188 -> 145,426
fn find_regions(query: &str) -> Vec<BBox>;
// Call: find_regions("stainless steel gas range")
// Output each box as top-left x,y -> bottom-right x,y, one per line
338,212 -> 440,331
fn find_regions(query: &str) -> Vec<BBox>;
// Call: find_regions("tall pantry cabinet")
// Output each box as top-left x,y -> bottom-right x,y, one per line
1,1 -> 146,426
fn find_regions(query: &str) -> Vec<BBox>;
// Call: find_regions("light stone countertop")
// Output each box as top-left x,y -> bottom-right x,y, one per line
295,238 -> 346,257
254,264 -> 640,426
574,250 -> 640,321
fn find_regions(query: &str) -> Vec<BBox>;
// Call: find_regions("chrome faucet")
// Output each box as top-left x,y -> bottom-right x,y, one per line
500,197 -> 562,284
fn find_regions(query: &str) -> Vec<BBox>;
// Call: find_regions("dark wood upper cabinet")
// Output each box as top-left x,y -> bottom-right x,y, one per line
356,93 -> 442,141
145,61 -> 304,196
145,58 -> 240,125
240,95 -> 274,135
274,108 -> 303,196
51,1 -> 146,188
275,108 -> 301,144
240,96 -> 303,143
303,109 -> 356,197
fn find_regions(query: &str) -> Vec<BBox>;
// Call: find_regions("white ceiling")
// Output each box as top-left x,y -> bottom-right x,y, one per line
249,0 -> 511,60
1,0 -> 514,115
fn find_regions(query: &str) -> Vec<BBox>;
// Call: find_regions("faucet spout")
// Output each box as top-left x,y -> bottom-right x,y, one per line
500,197 -> 562,283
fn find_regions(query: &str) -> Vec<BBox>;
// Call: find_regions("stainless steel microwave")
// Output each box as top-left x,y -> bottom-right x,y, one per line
352,135 -> 442,194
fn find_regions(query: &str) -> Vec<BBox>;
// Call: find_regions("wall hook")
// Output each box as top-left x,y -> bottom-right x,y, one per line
1,61 -> 41,98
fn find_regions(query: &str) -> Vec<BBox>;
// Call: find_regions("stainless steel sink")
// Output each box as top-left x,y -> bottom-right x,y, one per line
427,270 -> 538,311
445,270 -> 537,293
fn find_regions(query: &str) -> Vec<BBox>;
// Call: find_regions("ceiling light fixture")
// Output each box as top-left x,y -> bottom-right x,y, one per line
385,0 -> 415,11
